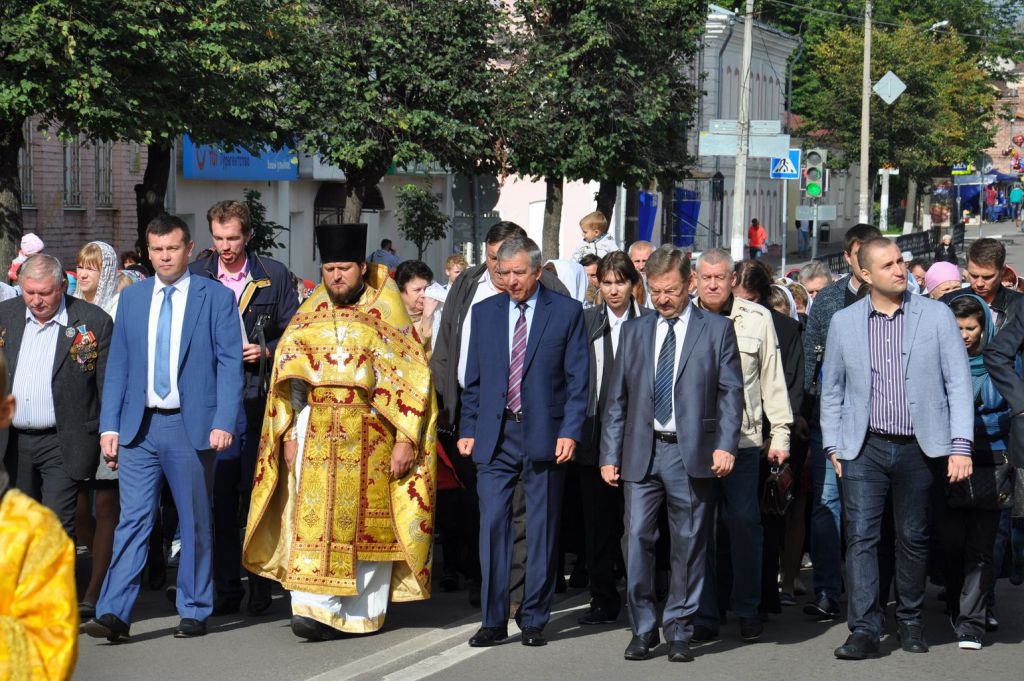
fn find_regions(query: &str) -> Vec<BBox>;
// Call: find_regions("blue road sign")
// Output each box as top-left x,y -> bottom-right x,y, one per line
770,148 -> 801,180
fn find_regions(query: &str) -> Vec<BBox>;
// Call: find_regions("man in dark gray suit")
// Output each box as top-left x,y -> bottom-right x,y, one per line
0,254 -> 112,535
601,245 -> 743,662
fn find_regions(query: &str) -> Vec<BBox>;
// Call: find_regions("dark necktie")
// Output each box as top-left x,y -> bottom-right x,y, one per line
507,302 -> 528,413
654,317 -> 677,424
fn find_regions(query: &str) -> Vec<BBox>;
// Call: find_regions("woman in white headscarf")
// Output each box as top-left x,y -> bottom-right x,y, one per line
544,259 -> 589,303
73,241 -> 120,318
71,240 -> 121,620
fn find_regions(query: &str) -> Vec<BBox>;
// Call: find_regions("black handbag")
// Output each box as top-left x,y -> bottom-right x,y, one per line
947,452 -> 1014,511
760,464 -> 795,515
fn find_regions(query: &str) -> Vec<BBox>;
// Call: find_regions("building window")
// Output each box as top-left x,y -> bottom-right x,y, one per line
95,140 -> 113,207
63,137 -> 82,207
17,119 -> 34,206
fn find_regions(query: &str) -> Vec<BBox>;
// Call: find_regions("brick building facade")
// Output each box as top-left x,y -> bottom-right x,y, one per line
987,61 -> 1024,176
17,116 -> 147,266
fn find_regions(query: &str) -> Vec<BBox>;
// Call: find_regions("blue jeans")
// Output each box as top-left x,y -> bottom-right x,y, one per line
841,435 -> 937,639
798,230 -> 810,256
696,446 -> 763,626
809,428 -> 842,600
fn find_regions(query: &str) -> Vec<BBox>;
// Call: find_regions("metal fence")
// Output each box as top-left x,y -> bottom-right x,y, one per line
816,223 -> 965,277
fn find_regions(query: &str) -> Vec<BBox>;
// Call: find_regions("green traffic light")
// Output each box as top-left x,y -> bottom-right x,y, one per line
806,183 -> 822,198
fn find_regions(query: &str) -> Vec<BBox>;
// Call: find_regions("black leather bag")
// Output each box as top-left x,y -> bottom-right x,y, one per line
760,464 -> 795,515
947,453 -> 1014,511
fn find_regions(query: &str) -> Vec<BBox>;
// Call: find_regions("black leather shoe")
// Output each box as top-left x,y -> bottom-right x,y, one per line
247,575 -> 273,615
896,621 -> 928,653
739,616 -> 763,642
212,595 -> 242,616
623,631 -> 660,660
834,632 -> 879,660
468,626 -> 508,647
82,614 -> 131,643
291,615 -> 346,641
174,618 -> 207,638
804,594 -> 841,620
667,640 -> 694,662
521,626 -> 546,646
691,625 -> 718,643
985,609 -> 999,632
577,607 -> 618,625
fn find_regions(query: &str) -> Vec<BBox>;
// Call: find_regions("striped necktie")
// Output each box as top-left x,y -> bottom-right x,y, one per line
506,302 -> 528,413
654,317 -> 677,424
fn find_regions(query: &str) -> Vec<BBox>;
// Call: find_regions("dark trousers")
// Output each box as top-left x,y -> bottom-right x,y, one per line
477,419 -> 565,630
579,463 -> 624,614
212,398 -> 257,601
841,434 -> 938,639
436,430 -> 481,584
12,428 -> 78,537
931,477 -> 1001,637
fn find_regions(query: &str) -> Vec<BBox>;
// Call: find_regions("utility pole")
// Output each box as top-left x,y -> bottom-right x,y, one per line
730,0 -> 755,261
857,0 -> 873,224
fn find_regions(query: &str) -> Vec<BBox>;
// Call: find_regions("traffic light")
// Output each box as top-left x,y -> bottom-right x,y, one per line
802,148 -> 827,198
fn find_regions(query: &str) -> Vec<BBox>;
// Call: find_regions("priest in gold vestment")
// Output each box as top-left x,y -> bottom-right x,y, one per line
243,223 -> 437,641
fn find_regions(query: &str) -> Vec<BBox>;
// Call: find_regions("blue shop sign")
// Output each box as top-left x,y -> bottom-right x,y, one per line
182,134 -> 298,181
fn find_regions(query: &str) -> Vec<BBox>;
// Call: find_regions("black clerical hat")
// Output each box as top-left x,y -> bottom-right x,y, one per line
315,223 -> 368,263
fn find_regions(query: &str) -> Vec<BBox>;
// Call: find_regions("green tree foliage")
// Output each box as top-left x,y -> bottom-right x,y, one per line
286,0 -> 500,224
243,188 -> 287,256
800,24 -> 997,182
0,0 -> 296,266
395,183 -> 449,260
500,0 -> 705,257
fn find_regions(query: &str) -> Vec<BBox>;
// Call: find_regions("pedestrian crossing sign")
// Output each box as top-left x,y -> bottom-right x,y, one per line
770,149 -> 801,180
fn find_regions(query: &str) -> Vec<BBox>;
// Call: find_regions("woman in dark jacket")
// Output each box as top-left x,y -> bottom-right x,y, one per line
934,233 -> 959,265
940,294 -> 1009,650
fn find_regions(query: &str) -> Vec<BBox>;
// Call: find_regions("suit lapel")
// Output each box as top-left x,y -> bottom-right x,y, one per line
523,287 -> 551,374
52,297 -> 76,378
641,313 -> 658,398
675,305 -> 706,382
497,293 -> 511,372
900,293 -> 922,377
178,279 -> 207,370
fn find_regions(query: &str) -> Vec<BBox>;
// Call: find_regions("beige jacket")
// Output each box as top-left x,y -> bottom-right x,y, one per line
699,296 -> 792,450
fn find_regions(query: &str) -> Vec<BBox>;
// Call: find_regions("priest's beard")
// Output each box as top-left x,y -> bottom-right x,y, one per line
327,282 -> 366,307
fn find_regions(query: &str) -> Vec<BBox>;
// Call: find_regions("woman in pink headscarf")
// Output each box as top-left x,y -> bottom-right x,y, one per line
925,261 -> 963,299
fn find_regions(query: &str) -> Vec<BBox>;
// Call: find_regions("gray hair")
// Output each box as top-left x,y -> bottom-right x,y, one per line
645,244 -> 691,282
628,240 -> 654,256
695,248 -> 733,273
496,236 -> 542,269
20,254 -> 64,286
799,260 -> 831,283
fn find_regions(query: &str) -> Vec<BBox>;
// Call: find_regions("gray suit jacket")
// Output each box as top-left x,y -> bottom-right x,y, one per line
820,292 -> 973,459
600,304 -> 744,481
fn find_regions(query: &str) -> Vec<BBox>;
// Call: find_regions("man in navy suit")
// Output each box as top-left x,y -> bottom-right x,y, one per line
458,236 -> 588,648
83,214 -> 243,642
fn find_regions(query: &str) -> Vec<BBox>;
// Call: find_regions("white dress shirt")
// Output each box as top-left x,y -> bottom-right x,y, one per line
147,272 -> 190,409
507,286 -> 540,363
652,303 -> 691,432
11,300 -> 68,429
457,270 -> 501,388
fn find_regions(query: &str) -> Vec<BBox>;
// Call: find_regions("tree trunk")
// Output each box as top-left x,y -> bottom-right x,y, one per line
595,180 -> 618,221
0,119 -> 24,273
343,183 -> 364,224
134,143 -> 172,267
542,176 -> 564,261
902,178 -> 918,234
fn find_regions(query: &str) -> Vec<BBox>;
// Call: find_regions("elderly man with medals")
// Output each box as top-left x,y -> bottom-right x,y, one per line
242,223 -> 437,641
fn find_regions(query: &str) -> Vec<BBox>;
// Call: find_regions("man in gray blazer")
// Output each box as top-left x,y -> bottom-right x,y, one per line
821,237 -> 973,660
601,245 -> 744,662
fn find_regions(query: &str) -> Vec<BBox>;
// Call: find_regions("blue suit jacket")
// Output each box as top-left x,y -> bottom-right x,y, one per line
821,291 -> 973,459
600,304 -> 744,481
100,275 -> 244,451
459,284 -> 589,464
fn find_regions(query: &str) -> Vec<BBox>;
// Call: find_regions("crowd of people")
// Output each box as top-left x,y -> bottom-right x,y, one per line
3,203 -> 1024,678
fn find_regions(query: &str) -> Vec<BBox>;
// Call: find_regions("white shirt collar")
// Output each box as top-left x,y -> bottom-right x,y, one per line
155,270 -> 191,295
26,296 -> 68,327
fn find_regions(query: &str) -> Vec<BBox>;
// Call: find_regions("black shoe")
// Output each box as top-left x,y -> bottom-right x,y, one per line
291,615 -> 346,641
691,625 -> 718,643
623,631 -> 660,661
212,595 -> 242,616
468,626 -> 508,647
554,574 -> 567,594
165,585 -> 177,605
174,618 -> 207,638
247,575 -> 273,615
804,594 -> 840,619
577,607 -> 618,625
896,621 -> 928,653
985,609 -> 999,632
739,616 -> 763,642
834,632 -> 879,660
82,614 -> 131,643
667,640 -> 694,662
521,626 -> 546,646
78,601 -> 96,620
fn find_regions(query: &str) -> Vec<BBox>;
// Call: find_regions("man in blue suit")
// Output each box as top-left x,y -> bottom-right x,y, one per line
601,245 -> 744,663
458,236 -> 588,648
83,214 -> 243,642
821,237 -> 973,660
